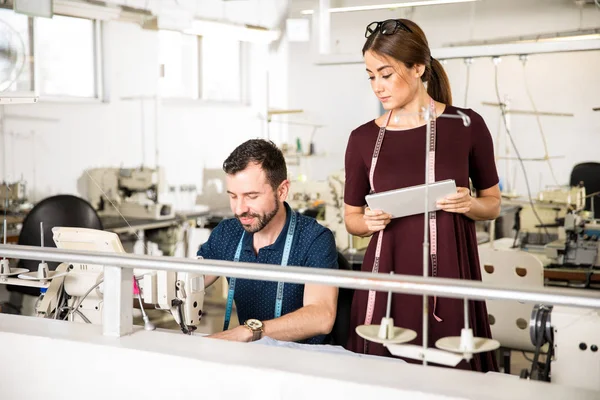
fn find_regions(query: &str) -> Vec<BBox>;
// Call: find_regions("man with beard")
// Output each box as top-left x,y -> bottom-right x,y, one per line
197,139 -> 339,344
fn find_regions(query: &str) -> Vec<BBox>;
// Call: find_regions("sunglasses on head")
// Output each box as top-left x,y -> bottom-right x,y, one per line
365,19 -> 412,38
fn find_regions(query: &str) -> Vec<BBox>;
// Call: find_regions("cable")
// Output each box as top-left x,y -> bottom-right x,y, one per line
74,310 -> 92,324
520,57 -> 560,186
84,170 -> 150,254
463,58 -> 473,108
64,278 -> 104,321
493,61 -> 551,240
464,62 -> 470,107
521,350 -> 551,362
522,351 -> 534,362
53,282 -> 65,319
134,276 -> 155,331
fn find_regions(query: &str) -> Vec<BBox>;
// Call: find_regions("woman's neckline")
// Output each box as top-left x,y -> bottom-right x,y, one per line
372,104 -> 450,132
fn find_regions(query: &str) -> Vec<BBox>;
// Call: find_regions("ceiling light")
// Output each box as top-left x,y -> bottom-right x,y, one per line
517,33 -> 600,43
444,28 -> 600,47
300,0 -> 480,15
184,20 -> 279,44
53,0 -> 121,20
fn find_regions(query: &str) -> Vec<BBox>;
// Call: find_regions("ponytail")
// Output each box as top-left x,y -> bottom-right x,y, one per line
427,58 -> 452,105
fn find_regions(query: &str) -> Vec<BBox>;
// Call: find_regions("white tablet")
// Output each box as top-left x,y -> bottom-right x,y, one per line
365,179 -> 457,219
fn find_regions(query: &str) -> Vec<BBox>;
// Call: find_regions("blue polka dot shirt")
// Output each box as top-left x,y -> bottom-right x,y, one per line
197,202 -> 338,344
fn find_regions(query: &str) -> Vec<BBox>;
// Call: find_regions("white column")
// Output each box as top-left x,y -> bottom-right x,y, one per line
102,266 -> 133,337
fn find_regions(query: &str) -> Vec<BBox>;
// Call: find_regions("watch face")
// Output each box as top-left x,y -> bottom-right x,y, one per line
246,319 -> 263,330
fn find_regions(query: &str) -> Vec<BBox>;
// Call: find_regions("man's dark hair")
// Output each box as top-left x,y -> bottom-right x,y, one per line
223,139 -> 287,190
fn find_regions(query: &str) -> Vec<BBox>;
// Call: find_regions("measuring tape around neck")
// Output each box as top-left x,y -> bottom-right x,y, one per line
363,99 -> 443,353
223,211 -> 297,331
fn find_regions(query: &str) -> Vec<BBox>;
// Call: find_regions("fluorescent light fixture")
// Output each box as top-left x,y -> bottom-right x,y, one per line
0,93 -> 39,104
311,37 -> 600,64
53,1 -> 153,24
517,34 -> 600,43
444,28 -> 600,47
14,0 -> 53,18
300,0 -> 480,15
53,0 -> 121,20
433,38 -> 600,60
184,20 -> 279,44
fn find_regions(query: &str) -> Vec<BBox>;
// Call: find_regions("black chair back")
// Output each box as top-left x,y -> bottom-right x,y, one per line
8,194 -> 102,296
570,162 -> 600,214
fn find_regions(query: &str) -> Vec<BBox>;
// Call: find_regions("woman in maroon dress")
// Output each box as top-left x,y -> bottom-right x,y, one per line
344,19 -> 501,372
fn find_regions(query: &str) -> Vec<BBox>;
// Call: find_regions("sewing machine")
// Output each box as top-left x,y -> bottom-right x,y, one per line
525,304 -> 600,392
288,174 -> 369,251
0,180 -> 29,213
544,214 -> 600,269
85,167 -> 174,220
506,185 -> 586,238
0,227 -> 204,334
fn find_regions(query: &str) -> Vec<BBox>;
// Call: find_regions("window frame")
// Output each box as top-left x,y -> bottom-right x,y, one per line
158,32 -> 250,106
157,29 -> 202,101
33,14 -> 104,102
198,35 -> 247,105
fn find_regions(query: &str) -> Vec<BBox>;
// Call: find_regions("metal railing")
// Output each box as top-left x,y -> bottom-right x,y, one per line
1,244 -> 600,336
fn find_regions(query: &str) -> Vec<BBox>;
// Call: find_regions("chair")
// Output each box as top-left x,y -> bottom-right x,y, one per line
570,162 -> 600,215
329,251 -> 357,347
478,239 -> 545,373
7,194 -> 103,297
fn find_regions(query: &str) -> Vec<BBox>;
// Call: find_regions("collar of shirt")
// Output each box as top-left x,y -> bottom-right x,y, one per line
241,201 -> 293,254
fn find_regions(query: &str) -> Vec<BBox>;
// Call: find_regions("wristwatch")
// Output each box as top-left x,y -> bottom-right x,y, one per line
243,319 -> 264,342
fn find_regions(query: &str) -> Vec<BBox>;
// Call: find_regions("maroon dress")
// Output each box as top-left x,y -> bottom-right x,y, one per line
344,105 -> 499,372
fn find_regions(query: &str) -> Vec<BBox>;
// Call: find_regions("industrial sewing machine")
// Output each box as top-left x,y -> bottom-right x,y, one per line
85,167 -> 174,220
0,227 -> 204,334
524,304 -> 600,392
543,214 -> 600,269
502,185 -> 586,240
478,237 -> 599,391
0,180 -> 29,213
288,173 -> 370,251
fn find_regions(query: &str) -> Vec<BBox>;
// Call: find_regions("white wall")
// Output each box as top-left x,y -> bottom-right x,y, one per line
287,0 -> 600,195
1,11 -> 288,203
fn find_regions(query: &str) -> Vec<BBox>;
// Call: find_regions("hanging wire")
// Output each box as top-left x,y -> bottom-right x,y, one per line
520,55 -> 560,186
493,59 -> 551,240
84,170 -> 150,254
463,58 -> 473,108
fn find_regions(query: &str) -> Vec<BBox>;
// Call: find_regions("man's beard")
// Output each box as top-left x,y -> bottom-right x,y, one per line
236,198 -> 280,233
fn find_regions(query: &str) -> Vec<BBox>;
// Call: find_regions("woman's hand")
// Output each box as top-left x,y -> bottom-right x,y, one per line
363,207 -> 392,233
437,187 -> 472,214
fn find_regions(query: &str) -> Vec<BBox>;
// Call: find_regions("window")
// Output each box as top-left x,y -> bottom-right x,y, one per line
35,15 -> 98,98
158,30 -> 200,99
0,9 -> 33,93
201,36 -> 243,102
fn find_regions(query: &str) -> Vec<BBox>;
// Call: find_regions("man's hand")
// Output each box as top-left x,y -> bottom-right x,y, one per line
437,187 -> 472,214
207,326 -> 253,342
